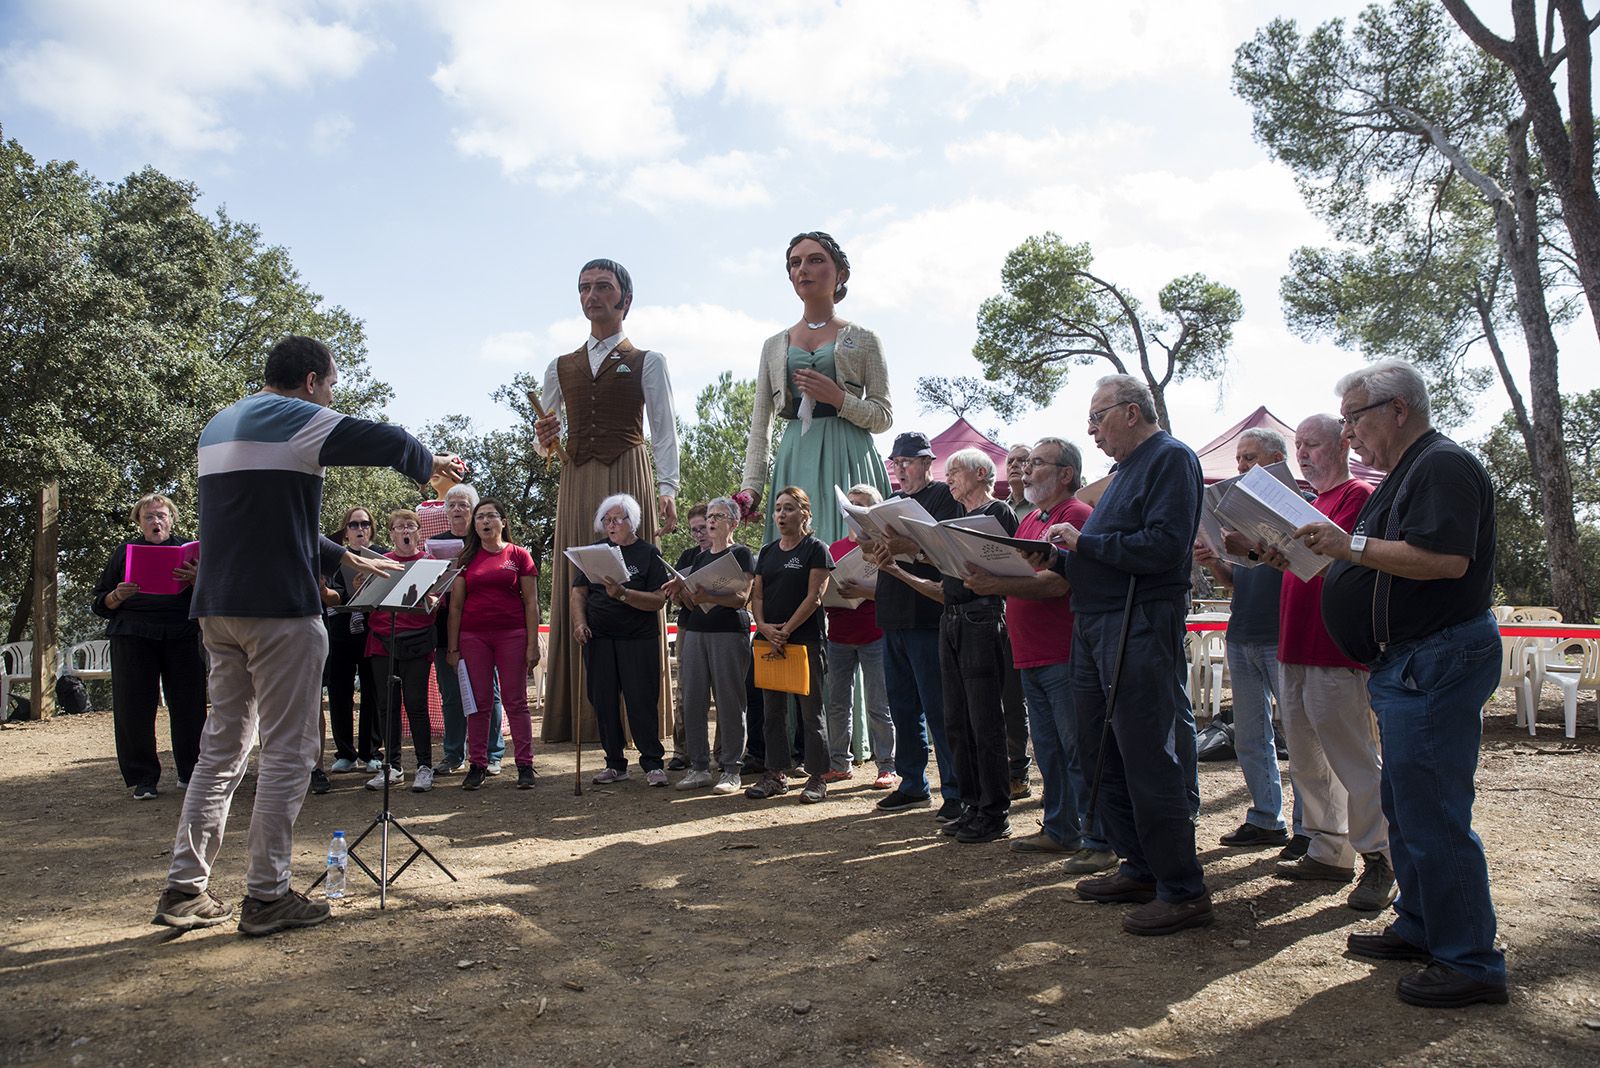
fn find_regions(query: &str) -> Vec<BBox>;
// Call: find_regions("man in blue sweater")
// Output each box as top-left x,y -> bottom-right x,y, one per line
1048,374 -> 1210,936
153,336 -> 462,937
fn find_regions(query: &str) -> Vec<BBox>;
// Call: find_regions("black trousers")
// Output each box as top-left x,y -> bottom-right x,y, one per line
374,653 -> 434,770
325,636 -> 379,762
761,642 -> 828,777
1002,643 -> 1031,780
939,602 -> 1012,820
110,632 -> 207,788
585,636 -> 664,772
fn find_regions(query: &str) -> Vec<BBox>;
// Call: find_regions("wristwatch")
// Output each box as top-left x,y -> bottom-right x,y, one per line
1349,534 -> 1368,565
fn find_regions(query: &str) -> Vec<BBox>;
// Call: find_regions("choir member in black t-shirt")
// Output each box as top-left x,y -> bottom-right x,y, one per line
572,494 -> 672,786
874,448 -> 1018,844
746,487 -> 835,803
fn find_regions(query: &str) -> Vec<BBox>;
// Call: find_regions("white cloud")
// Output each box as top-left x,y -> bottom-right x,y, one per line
309,112 -> 353,153
478,330 -> 547,365
945,122 -> 1151,171
422,1 -> 1257,174
620,150 -> 771,211
1,0 -> 375,153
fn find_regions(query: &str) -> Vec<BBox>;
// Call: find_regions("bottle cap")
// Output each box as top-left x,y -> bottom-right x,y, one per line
333,830 -> 345,837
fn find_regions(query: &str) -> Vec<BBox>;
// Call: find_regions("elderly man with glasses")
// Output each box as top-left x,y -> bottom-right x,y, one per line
1047,375 -> 1209,936
1308,359 -> 1506,1010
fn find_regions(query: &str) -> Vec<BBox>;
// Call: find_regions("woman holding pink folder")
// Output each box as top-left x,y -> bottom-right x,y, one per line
91,493 -> 208,800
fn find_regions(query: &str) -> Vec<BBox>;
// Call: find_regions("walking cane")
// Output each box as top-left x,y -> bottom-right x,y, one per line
1083,572 -> 1138,828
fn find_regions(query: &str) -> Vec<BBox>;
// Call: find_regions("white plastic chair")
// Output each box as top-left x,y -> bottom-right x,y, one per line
1536,638 -> 1600,738
65,640 -> 112,681
2,641 -> 34,716
1187,631 -> 1227,723
1493,636 -> 1537,728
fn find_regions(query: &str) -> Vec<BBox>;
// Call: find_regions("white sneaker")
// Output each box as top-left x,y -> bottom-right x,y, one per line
366,766 -> 404,790
711,771 -> 741,795
646,769 -> 669,787
411,765 -> 435,793
486,759 -> 503,776
675,769 -> 715,790
366,759 -> 383,773
330,758 -> 357,773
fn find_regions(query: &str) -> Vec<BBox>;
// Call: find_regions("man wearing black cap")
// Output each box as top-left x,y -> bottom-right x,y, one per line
863,431 -> 964,817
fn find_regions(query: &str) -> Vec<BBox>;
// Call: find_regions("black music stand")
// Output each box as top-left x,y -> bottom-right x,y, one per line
312,555 -> 460,908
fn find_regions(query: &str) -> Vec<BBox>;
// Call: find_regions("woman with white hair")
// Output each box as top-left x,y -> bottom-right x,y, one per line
877,447 -> 1019,843
572,493 -> 672,785
664,495 -> 755,794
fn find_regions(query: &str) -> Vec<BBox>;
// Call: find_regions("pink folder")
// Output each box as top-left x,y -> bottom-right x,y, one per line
124,541 -> 200,596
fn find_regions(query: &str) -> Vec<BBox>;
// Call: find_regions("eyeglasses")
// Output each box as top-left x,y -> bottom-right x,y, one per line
1340,398 -> 1391,428
477,512 -> 503,520
888,456 -> 926,467
705,513 -> 734,522
1087,403 -> 1128,427
347,520 -> 372,529
1024,459 -> 1069,470
392,522 -> 420,531
602,514 -> 631,525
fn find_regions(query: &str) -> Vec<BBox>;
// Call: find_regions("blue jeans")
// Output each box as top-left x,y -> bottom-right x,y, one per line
883,628 -> 958,800
826,638 -> 893,773
1073,598 -> 1205,902
436,649 -> 503,767
1228,639 -> 1286,831
1022,661 -> 1107,851
1368,611 -> 1504,985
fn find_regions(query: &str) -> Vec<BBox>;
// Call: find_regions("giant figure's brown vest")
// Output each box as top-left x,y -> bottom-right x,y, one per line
556,340 -> 647,466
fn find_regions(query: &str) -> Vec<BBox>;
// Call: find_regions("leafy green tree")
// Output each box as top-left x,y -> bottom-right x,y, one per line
1,129 -> 411,640
1473,389 -> 1600,607
970,233 -> 1242,431
1442,1 -> 1600,347
660,372 -> 772,566
1234,0 -> 1592,621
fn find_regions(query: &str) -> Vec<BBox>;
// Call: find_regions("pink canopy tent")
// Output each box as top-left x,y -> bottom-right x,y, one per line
1192,405 -> 1384,485
885,416 -> 1010,490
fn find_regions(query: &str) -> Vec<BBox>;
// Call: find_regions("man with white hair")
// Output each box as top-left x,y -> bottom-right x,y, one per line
1049,375 -> 1209,936
1194,428 -> 1294,852
1252,417 -> 1391,909
1306,359 -> 1505,1009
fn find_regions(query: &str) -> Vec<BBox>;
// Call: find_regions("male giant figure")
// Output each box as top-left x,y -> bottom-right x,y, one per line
1049,375 -> 1210,936
1312,360 -> 1506,1009
535,259 -> 680,743
153,336 -> 460,935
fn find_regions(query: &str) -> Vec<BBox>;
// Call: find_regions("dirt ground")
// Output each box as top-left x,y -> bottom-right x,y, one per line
1,690 -> 1597,1068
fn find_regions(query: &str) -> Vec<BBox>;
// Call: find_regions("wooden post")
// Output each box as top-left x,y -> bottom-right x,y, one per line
28,481 -> 59,720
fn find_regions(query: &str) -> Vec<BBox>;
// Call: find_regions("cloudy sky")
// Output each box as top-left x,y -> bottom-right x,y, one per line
4,0 -> 1593,481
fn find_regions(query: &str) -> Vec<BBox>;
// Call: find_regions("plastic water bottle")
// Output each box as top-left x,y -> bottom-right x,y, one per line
325,831 -> 348,900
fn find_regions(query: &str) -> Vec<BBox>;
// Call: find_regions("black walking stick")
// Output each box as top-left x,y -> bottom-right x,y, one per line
1083,573 -> 1138,829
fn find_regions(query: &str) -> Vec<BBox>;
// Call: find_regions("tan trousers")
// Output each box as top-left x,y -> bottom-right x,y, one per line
167,615 -> 326,900
1279,662 -> 1390,868
541,443 -> 673,743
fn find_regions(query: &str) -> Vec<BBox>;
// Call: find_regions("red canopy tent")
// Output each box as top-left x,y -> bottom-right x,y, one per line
1191,405 -> 1384,485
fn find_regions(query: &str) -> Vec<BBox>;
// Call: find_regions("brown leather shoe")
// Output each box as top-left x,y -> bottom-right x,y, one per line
1075,870 -> 1157,904
1274,855 -> 1355,882
1347,928 -> 1431,963
1121,894 -> 1215,936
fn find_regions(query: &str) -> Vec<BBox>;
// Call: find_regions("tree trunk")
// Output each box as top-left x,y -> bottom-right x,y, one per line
1498,125 -> 1594,622
6,569 -> 31,645
27,482 -> 59,719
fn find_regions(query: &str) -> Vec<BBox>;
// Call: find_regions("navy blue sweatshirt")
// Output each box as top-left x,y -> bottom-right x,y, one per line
1064,431 -> 1202,613
192,393 -> 433,619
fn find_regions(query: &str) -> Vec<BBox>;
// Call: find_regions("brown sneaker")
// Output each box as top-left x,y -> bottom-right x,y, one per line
237,890 -> 331,937
744,773 -> 789,800
1121,894 -> 1215,936
1010,832 -> 1071,854
1075,870 -> 1157,904
152,887 -> 233,930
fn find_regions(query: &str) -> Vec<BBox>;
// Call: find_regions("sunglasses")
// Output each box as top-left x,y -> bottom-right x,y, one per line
347,520 -> 372,529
